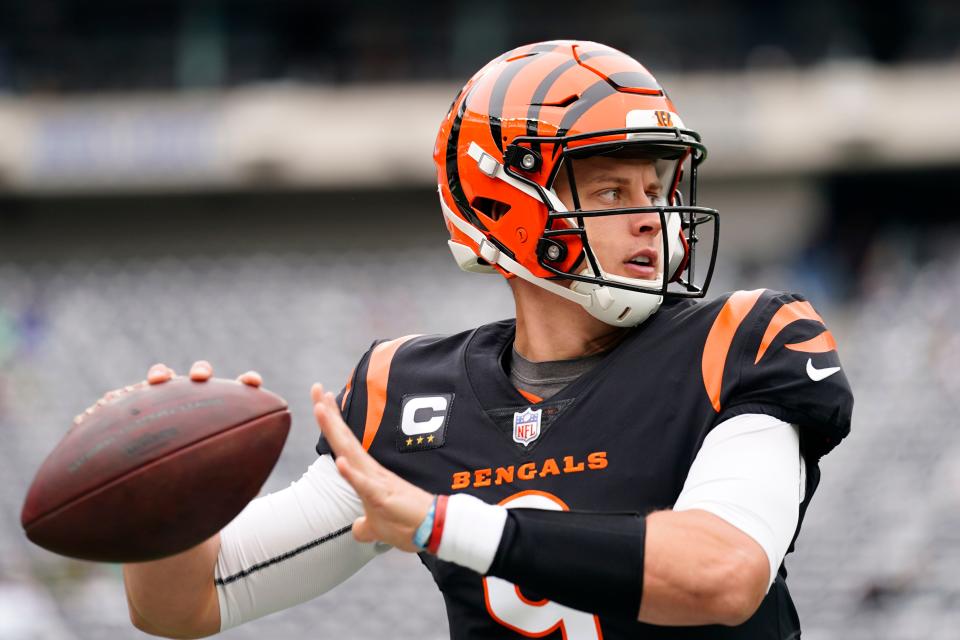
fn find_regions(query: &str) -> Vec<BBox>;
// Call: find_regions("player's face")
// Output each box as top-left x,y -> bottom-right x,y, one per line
553,157 -> 664,281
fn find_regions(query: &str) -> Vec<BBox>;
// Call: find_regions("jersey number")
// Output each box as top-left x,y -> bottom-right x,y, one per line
481,491 -> 603,639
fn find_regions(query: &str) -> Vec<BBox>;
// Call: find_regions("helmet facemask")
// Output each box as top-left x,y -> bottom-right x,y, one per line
501,125 -> 720,326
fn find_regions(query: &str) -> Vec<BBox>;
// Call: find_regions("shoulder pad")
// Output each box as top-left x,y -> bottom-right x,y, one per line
702,289 -> 853,458
316,335 -> 421,457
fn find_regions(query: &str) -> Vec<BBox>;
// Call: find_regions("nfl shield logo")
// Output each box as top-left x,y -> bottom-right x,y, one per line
512,407 -> 542,446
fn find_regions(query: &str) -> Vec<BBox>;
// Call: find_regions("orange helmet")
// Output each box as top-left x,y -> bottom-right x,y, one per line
434,40 -> 719,326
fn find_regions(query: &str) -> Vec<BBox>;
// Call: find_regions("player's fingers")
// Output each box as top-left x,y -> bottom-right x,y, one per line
147,363 -> 174,385
351,516 -> 376,543
334,453 -> 383,502
189,360 -> 213,381
313,391 -> 363,457
319,391 -> 384,475
237,371 -> 262,387
310,382 -> 324,405
315,403 -> 358,462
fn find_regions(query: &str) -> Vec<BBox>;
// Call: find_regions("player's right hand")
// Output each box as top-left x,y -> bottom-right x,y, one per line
73,361 -> 263,426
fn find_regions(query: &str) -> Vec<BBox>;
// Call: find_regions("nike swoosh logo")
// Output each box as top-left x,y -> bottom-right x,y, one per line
806,358 -> 840,382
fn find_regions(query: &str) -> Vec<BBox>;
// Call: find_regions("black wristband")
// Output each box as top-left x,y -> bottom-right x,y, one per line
486,508 -> 646,620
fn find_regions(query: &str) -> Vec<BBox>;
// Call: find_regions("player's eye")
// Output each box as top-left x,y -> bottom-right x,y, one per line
594,188 -> 620,204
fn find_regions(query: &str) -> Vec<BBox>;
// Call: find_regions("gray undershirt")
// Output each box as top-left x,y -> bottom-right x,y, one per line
508,345 -> 607,401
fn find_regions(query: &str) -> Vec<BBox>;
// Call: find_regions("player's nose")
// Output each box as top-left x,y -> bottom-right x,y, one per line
626,210 -> 661,237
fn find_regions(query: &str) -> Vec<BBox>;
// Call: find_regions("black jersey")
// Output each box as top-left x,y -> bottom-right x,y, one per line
316,289 -> 853,639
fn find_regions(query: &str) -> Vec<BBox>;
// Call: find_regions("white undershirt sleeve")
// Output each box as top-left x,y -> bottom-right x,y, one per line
215,454 -> 382,631
672,413 -> 804,588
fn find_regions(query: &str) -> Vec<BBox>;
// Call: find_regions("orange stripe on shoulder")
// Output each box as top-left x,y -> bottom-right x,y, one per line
785,330 -> 837,354
361,335 -> 420,451
754,301 -> 825,364
702,289 -> 765,413
516,388 -> 543,405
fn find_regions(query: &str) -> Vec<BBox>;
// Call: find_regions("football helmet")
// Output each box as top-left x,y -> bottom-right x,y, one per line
434,40 -> 719,327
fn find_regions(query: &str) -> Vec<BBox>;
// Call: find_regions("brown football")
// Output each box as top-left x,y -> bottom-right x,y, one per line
21,377 -> 290,563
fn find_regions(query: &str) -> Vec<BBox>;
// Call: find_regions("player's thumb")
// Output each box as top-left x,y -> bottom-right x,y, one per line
351,516 -> 376,543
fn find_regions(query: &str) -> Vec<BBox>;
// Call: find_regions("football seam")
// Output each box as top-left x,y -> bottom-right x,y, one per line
24,408 -> 290,530
214,524 -> 353,586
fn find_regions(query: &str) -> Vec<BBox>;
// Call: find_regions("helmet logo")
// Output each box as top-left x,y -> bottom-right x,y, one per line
654,110 -> 674,127
626,109 -> 685,129
512,407 -> 543,446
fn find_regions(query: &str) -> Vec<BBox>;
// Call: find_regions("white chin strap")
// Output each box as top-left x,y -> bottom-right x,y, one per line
440,142 -> 683,328
569,267 -> 664,327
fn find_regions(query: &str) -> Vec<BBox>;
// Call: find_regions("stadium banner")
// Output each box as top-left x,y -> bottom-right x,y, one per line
0,64 -> 957,194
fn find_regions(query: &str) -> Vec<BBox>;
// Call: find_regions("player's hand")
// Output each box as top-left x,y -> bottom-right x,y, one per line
312,383 -> 434,553
73,361 -> 263,426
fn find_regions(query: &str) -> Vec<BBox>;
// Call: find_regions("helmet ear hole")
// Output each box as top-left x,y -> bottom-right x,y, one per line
471,197 -> 512,222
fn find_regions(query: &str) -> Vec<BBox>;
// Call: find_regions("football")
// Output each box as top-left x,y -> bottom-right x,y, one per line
21,377 -> 291,563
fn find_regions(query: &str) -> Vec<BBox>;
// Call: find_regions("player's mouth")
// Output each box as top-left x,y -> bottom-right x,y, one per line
623,249 -> 659,280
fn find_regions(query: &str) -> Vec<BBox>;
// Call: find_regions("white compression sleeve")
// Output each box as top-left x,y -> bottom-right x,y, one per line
672,413 -> 804,588
216,455 -> 381,631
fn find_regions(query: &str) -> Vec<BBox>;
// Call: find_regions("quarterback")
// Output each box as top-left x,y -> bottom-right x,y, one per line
120,41 -> 853,639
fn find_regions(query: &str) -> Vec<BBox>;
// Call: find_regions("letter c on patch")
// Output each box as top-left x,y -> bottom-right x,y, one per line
401,395 -> 449,435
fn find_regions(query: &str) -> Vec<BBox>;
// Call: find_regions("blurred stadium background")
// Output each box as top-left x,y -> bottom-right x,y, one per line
1,1 -> 959,638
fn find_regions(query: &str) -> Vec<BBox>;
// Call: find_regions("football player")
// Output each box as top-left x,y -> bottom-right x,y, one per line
117,41 -> 852,638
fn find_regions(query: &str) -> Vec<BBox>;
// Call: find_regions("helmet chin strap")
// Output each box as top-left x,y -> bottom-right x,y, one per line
569,263 -> 664,327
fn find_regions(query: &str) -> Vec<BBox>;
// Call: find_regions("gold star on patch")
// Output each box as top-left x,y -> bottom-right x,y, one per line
417,436 -> 424,444
405,437 -> 413,446
427,434 -> 435,443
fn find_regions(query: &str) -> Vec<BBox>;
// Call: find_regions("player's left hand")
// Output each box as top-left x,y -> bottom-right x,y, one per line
311,383 -> 434,553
